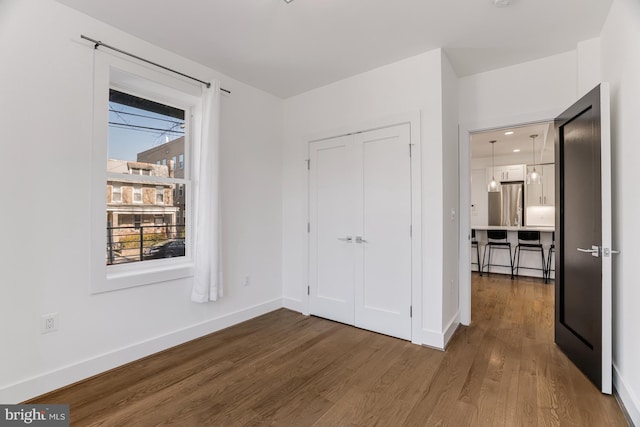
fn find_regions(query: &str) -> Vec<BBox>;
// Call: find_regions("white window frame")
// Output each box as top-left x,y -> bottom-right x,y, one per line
155,186 -> 165,205
133,185 -> 142,204
91,51 -> 202,294
111,184 -> 122,203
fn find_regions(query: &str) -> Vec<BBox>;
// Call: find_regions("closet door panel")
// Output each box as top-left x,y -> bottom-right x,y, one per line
354,124 -> 412,340
308,136 -> 356,325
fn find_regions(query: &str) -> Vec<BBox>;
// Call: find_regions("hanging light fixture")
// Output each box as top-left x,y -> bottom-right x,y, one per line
487,140 -> 501,192
527,134 -> 542,185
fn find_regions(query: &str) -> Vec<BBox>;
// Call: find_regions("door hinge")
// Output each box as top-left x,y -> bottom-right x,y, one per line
410,305 -> 413,318
307,285 -> 310,295
307,222 -> 310,233
306,159 -> 310,170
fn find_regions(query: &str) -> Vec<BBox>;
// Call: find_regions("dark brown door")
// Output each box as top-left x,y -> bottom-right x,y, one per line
555,84 -> 612,394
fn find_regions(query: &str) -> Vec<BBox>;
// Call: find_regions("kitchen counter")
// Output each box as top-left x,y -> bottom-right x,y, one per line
472,225 -> 554,232
471,226 -> 554,280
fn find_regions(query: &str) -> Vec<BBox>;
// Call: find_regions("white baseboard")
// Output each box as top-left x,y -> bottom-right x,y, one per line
0,298 -> 282,404
443,312 -> 461,349
614,364 -> 640,427
282,297 -> 303,313
420,313 -> 460,351
421,329 -> 446,350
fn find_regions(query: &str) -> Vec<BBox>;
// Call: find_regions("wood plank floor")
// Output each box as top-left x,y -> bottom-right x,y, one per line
29,274 -> 628,426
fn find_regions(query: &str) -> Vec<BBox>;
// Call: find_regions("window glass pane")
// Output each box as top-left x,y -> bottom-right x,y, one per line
106,90 -> 187,266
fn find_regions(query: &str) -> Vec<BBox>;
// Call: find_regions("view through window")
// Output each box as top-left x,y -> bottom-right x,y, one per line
106,89 -> 188,265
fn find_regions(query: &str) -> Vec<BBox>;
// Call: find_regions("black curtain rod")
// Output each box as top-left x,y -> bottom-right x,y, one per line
81,35 -> 231,94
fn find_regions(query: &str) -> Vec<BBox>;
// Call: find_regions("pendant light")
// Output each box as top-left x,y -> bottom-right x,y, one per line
527,134 -> 542,185
487,140 -> 501,192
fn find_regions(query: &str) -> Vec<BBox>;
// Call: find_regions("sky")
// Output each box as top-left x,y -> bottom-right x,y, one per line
108,102 -> 185,162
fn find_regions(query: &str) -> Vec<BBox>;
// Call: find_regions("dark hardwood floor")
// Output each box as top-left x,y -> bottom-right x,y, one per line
29,274 -> 628,426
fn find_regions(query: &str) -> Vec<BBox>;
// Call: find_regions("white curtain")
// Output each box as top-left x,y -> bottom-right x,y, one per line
191,81 -> 222,302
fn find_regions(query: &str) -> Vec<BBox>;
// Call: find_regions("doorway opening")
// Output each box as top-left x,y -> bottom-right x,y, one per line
461,120 -> 557,325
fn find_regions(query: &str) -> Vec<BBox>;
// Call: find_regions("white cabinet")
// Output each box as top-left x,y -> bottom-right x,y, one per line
542,164 -> 555,205
526,164 -> 555,206
486,164 -> 525,184
501,164 -> 525,181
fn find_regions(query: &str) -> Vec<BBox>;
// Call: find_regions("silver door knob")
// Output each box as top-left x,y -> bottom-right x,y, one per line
337,236 -> 353,242
355,236 -> 368,244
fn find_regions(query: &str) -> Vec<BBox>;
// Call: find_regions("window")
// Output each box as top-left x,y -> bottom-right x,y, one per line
133,185 -> 142,203
179,154 -> 184,169
112,185 -> 122,203
155,186 -> 165,204
92,52 -> 201,293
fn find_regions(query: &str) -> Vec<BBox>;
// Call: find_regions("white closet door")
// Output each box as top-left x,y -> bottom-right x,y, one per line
308,136 -> 356,325
308,124 -> 412,341
354,125 -> 412,340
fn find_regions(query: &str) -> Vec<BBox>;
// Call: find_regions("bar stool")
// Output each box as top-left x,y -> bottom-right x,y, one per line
513,230 -> 546,279
471,229 -> 482,276
481,230 -> 514,279
545,232 -> 555,283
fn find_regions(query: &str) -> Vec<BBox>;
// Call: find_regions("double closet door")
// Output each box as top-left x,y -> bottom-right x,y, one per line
308,124 -> 413,340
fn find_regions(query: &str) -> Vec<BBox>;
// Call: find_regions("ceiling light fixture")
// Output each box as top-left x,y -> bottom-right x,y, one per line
504,131 -> 514,135
527,134 -> 542,185
493,0 -> 512,7
513,149 -> 521,153
488,140 -> 501,193
284,0 -> 294,3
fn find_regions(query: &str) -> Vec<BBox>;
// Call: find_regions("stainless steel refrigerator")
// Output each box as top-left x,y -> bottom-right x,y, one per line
488,181 -> 524,226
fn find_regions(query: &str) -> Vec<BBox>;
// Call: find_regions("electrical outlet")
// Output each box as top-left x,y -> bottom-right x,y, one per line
243,275 -> 250,287
41,313 -> 59,334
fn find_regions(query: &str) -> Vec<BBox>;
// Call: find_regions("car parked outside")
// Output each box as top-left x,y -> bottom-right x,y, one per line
144,239 -> 185,260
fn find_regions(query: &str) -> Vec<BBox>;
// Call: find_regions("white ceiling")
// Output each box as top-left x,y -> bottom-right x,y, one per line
56,0 -> 613,98
470,122 -> 555,164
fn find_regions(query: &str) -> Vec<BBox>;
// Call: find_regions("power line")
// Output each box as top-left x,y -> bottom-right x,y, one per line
109,108 -> 184,125
108,122 -> 185,134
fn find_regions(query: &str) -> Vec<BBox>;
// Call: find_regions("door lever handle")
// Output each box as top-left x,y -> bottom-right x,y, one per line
355,236 -> 368,244
337,236 -> 353,242
577,245 -> 600,257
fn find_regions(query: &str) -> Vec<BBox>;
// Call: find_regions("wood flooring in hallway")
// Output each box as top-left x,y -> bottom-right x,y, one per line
29,274 -> 628,426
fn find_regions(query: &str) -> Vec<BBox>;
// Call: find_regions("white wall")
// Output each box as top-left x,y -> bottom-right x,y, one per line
457,52 -> 578,324
459,51 -> 578,128
601,0 -> 640,422
282,49 -> 457,348
0,0 -> 283,402
441,53 -> 460,337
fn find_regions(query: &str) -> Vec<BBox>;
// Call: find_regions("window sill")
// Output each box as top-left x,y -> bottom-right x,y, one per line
93,259 -> 194,294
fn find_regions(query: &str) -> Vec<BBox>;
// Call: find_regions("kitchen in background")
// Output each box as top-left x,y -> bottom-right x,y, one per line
470,122 -> 555,229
